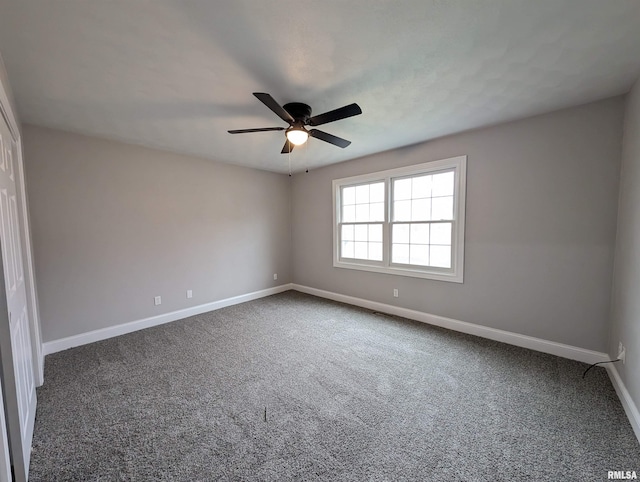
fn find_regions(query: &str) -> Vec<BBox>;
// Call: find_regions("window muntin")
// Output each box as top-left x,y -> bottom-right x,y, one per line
332,156 -> 466,283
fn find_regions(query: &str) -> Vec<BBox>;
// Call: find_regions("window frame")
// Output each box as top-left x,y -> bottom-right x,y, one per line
332,155 -> 467,283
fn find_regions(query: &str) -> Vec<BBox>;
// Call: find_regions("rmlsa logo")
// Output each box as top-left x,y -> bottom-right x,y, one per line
608,471 -> 638,480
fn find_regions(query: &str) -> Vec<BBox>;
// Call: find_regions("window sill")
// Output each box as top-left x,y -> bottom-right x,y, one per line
333,259 -> 463,283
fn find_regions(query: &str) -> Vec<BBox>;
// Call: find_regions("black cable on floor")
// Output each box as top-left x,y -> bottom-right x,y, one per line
582,359 -> 621,379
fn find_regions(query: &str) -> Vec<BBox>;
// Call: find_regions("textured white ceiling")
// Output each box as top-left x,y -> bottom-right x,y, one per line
1,1 -> 639,173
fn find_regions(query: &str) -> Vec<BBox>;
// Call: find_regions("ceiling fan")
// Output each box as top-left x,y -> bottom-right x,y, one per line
228,93 -> 362,154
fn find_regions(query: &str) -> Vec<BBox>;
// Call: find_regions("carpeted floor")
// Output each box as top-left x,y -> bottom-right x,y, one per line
30,291 -> 640,481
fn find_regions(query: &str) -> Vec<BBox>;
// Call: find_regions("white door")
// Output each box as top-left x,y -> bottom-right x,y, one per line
0,113 -> 36,481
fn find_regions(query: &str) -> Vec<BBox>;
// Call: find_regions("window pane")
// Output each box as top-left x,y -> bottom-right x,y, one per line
410,223 -> 429,244
369,242 -> 383,261
394,200 -> 411,221
355,204 -> 370,222
393,178 -> 412,200
410,244 -> 429,266
369,224 -> 382,242
392,243 -> 409,264
354,224 -> 368,241
354,241 -> 368,259
432,171 -> 454,196
411,198 -> 431,221
412,175 -> 431,199
355,184 -> 369,204
431,223 -> 452,245
342,205 -> 356,223
432,196 -> 453,220
342,224 -> 384,262
342,241 -> 354,258
430,245 -> 451,268
342,186 -> 356,205
341,224 -> 354,241
393,224 -> 410,243
370,182 -> 385,203
370,202 -> 384,222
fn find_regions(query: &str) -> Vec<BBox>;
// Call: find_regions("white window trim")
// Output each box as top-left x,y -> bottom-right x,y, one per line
332,155 -> 467,283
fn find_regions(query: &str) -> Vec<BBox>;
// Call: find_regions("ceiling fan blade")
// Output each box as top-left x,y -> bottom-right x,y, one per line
253,93 -> 294,123
281,139 -> 295,154
308,103 -> 362,126
228,127 -> 285,134
309,129 -> 351,148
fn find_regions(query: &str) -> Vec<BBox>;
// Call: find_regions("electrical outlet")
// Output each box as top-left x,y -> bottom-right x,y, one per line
393,288 -> 399,298
273,273 -> 278,280
186,290 -> 193,299
618,342 -> 626,364
154,296 -> 162,306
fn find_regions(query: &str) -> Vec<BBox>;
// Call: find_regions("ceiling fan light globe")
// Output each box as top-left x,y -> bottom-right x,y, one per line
286,128 -> 309,146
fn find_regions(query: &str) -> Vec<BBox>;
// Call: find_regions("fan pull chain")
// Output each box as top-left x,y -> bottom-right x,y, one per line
303,140 -> 309,173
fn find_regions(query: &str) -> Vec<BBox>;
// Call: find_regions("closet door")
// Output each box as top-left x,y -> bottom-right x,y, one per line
0,113 -> 36,482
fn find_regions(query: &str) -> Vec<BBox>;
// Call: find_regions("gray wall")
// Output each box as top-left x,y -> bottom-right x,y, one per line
292,98 -> 624,352
610,80 -> 640,412
23,125 -> 292,342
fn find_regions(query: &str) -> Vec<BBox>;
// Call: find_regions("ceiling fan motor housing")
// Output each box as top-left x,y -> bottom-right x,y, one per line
283,102 -> 312,124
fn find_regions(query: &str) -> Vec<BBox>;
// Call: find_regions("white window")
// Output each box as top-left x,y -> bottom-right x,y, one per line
333,156 -> 466,282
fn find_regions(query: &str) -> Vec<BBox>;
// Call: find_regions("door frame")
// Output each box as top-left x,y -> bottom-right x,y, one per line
0,56 -> 43,386
0,380 -> 10,482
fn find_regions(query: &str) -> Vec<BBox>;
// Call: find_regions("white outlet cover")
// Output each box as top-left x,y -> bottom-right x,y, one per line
187,290 -> 193,299
154,296 -> 161,306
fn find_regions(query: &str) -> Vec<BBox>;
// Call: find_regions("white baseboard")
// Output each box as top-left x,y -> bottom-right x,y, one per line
42,284 -> 293,355
606,365 -> 640,443
44,282 -> 610,364
291,284 -> 609,365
